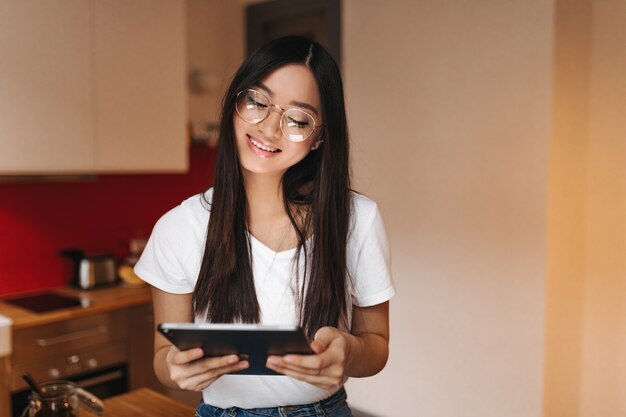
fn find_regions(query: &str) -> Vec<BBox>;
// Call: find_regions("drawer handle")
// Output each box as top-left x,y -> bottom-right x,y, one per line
78,369 -> 125,388
36,325 -> 108,346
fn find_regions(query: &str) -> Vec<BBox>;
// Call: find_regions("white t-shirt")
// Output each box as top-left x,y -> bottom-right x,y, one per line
134,188 -> 395,409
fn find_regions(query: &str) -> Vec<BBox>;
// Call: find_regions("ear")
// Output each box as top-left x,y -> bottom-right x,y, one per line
311,139 -> 324,150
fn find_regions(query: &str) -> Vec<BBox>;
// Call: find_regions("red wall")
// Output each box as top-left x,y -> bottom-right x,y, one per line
0,147 -> 215,296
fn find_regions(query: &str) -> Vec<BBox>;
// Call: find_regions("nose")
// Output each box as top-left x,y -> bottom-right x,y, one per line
258,106 -> 283,140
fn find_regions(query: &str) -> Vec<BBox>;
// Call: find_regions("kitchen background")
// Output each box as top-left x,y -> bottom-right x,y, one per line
0,147 -> 215,294
1,1 -> 625,417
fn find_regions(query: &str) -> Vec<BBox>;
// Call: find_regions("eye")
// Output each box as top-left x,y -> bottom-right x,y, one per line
246,96 -> 267,109
286,116 -> 309,128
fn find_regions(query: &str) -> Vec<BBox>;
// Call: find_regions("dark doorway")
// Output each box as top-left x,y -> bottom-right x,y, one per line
246,0 -> 341,68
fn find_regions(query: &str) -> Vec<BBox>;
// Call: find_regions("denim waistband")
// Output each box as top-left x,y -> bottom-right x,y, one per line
196,387 -> 349,417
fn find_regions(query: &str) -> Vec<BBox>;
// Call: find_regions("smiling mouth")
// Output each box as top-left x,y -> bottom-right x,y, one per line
247,135 -> 281,153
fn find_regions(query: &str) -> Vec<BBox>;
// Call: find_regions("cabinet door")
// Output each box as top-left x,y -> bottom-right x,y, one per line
92,0 -> 187,173
0,0 -> 96,174
127,304 -> 160,391
0,356 -> 9,417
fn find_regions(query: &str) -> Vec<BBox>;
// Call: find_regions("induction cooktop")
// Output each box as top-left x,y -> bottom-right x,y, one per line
2,292 -> 88,313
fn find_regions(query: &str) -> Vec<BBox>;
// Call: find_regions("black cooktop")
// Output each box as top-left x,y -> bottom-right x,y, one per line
2,292 -> 88,313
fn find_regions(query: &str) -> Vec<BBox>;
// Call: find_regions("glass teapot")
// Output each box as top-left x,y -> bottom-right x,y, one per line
21,380 -> 104,417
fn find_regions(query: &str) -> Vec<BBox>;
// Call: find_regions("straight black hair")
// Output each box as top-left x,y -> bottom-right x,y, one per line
193,36 -> 351,340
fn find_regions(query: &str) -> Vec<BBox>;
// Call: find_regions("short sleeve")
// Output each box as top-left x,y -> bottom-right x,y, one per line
350,202 -> 396,307
134,206 -> 195,294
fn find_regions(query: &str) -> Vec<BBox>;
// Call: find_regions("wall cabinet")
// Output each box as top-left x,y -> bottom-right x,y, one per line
0,0 -> 187,174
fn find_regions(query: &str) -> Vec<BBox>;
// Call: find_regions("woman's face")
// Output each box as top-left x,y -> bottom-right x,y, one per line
233,64 -> 323,178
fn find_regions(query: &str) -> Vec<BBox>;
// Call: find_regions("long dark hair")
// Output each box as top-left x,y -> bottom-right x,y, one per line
193,36 -> 351,340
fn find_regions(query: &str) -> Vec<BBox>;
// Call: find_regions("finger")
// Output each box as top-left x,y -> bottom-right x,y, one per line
270,360 -> 345,379
176,360 -> 249,391
266,360 -> 319,379
200,360 -> 249,383
267,356 -> 319,374
176,370 -> 217,391
269,361 -> 324,376
170,347 -> 204,365
267,354 -> 337,379
312,327 -> 335,351
268,365 -> 337,390
270,354 -> 324,372
310,339 -> 326,354
311,326 -> 348,356
310,328 -> 336,355
171,354 -> 241,381
198,354 -> 241,371
209,360 -> 250,377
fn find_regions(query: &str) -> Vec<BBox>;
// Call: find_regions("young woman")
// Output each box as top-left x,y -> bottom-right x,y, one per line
135,36 -> 395,417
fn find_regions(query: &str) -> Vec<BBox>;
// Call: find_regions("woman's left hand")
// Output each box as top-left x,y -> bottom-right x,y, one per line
266,326 -> 353,390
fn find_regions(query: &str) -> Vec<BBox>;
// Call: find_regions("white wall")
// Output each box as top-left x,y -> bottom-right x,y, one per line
343,1 -> 554,416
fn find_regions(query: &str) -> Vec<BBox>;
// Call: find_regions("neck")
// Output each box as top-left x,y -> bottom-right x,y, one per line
243,171 -> 286,220
243,171 -> 296,251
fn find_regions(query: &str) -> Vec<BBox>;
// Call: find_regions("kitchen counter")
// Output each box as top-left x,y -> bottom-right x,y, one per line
0,284 -> 151,329
77,388 -> 195,417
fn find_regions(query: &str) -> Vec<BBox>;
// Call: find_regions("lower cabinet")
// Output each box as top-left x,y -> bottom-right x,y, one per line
2,302 -> 194,417
0,357 -> 10,417
127,304 -> 161,391
127,304 -> 201,408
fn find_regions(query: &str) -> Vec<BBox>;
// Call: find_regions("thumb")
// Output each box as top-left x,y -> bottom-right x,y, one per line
311,327 -> 334,354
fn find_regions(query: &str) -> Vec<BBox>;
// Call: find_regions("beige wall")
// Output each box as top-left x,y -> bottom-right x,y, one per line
343,1 -> 553,416
545,1 -> 626,416
579,0 -> 626,415
543,0 -> 591,415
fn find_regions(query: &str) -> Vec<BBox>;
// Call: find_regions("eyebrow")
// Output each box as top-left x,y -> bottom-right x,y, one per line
255,82 -> 319,116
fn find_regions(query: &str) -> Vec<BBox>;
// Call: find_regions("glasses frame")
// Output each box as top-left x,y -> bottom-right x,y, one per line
235,89 -> 323,142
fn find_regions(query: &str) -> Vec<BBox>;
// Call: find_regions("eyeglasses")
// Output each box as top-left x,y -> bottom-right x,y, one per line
235,89 -> 323,142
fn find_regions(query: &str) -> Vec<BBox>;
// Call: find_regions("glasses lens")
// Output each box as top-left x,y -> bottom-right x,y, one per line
236,90 -> 269,123
283,109 -> 315,142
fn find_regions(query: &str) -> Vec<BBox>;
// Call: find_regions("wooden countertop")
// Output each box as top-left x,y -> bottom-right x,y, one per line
0,284 -> 152,329
82,388 -> 195,417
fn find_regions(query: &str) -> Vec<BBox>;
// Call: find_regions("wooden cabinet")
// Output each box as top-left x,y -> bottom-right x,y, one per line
92,0 -> 187,173
0,0 -> 187,175
0,0 -> 96,173
0,356 -> 9,417
127,304 -> 161,391
126,304 -> 201,408
11,312 -> 126,367
0,302 -> 165,416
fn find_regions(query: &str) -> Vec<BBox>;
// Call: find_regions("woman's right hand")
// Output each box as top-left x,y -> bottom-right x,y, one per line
165,345 -> 249,391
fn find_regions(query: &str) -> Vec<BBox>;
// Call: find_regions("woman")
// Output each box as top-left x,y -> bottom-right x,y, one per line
135,36 -> 395,417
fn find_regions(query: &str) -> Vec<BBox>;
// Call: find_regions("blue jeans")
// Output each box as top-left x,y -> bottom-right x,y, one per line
195,388 -> 353,417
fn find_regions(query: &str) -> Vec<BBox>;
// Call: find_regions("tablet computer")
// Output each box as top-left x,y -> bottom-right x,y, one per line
157,323 -> 313,375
